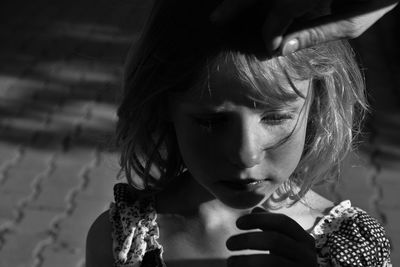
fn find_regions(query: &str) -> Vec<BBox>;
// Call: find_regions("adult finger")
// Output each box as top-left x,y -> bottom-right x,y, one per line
280,1 -> 398,55
226,231 -> 314,262
262,12 -> 293,55
261,0 -> 322,54
236,213 -> 315,246
210,0 -> 259,23
227,253 -> 296,267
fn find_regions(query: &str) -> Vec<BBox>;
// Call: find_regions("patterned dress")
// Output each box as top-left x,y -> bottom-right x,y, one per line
109,183 -> 392,267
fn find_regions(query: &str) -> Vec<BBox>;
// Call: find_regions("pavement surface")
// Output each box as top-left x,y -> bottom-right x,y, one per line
0,1 -> 399,267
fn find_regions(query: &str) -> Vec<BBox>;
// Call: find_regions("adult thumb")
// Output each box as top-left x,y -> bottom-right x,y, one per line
280,19 -> 352,56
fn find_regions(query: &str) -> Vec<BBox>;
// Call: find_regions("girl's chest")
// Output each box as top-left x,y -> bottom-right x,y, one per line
156,215 -> 237,267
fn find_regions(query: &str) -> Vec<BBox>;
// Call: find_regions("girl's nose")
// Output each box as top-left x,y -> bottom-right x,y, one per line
226,119 -> 265,169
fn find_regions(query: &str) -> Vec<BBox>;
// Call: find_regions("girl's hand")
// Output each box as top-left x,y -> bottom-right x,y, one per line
210,0 -> 398,56
226,207 -> 317,267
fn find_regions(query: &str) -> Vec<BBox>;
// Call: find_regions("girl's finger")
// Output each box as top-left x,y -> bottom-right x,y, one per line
226,231 -> 314,262
251,206 -> 267,213
227,253 -> 296,267
236,213 -> 315,246
210,0 -> 259,23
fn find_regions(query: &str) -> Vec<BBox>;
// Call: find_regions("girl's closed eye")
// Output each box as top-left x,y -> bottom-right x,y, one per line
261,112 -> 294,126
191,111 -> 296,132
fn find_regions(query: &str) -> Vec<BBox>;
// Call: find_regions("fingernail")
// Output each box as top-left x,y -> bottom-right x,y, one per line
282,38 -> 299,55
266,36 -> 282,55
272,36 -> 282,51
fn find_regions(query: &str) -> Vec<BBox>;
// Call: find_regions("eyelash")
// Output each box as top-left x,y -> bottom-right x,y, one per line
261,113 -> 294,125
193,113 -> 293,130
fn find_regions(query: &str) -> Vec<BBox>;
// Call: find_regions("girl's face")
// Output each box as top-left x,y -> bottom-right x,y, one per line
169,60 -> 311,209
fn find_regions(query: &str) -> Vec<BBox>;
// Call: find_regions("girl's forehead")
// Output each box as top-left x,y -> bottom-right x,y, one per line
175,60 -> 310,110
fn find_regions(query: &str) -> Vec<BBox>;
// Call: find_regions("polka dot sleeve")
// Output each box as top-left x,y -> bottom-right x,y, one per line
310,200 -> 392,267
109,183 -> 166,267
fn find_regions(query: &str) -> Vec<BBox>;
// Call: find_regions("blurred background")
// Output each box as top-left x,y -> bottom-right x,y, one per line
0,0 -> 399,266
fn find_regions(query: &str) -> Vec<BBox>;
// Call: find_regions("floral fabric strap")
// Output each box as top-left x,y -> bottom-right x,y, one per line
311,200 -> 392,267
109,183 -> 165,267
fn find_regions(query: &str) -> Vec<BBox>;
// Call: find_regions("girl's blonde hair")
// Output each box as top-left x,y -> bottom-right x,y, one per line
116,0 -> 368,202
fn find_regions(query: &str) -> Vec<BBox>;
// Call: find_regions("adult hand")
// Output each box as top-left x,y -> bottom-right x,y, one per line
210,0 -> 399,56
226,207 -> 317,267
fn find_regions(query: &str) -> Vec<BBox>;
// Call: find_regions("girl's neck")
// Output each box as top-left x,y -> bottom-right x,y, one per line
155,172 -> 216,216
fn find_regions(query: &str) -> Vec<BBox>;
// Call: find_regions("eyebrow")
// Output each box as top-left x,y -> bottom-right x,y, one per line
180,100 -> 304,115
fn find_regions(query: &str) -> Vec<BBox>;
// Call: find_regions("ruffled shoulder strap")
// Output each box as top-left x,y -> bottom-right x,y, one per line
109,183 -> 166,267
310,200 -> 392,267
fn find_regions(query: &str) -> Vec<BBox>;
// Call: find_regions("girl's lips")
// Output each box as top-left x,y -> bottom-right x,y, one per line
218,178 -> 270,191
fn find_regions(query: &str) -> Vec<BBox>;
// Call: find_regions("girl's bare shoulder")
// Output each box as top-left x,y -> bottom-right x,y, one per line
85,210 -> 114,267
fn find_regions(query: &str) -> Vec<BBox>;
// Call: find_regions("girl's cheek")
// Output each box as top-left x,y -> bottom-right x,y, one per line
268,124 -> 307,171
174,120 -> 218,159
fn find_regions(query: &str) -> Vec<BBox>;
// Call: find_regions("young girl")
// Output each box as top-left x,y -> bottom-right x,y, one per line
86,0 -> 392,266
